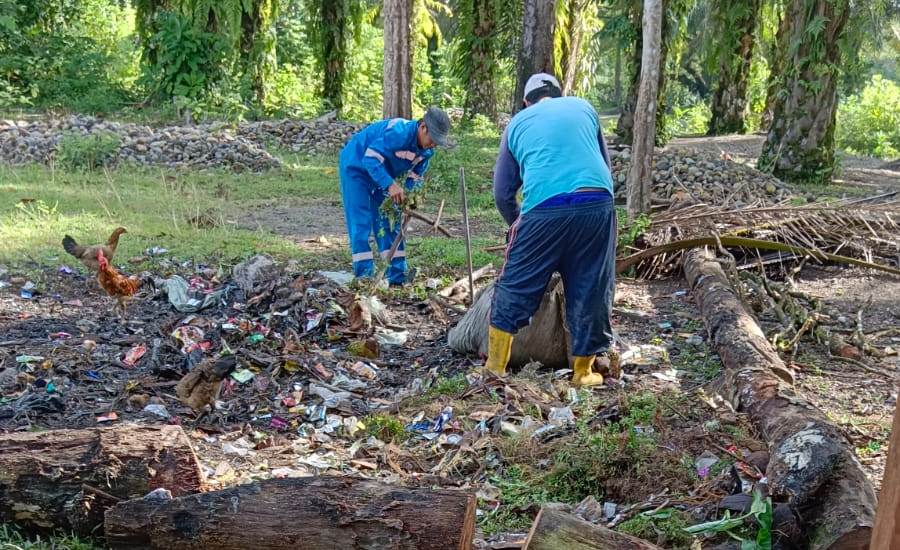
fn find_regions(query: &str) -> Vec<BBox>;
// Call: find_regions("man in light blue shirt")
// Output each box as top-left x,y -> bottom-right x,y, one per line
486,73 -> 616,386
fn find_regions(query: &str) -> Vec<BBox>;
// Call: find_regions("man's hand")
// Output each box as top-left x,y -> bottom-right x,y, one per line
388,183 -> 405,205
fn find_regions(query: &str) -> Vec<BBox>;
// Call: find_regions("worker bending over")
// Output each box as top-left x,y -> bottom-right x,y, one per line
488,73 -> 616,386
339,107 -> 453,285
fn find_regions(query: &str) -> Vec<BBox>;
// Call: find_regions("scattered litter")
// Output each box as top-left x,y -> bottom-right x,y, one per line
425,278 -> 440,290
695,450 -> 719,479
22,281 -> 36,291
318,271 -> 354,286
59,265 -> 74,275
122,343 -> 147,367
657,321 -> 673,330
374,328 -> 409,347
672,290 -> 687,297
349,361 -> 378,380
651,369 -> 679,383
20,289 -> 33,299
49,332 -> 72,340
233,255 -> 278,293
96,412 -> 118,423
145,246 -> 169,256
16,355 -> 45,363
158,275 -> 226,313
222,438 -> 255,457
231,369 -> 256,384
619,344 -> 669,366
171,326 -> 206,354
142,404 -> 170,419
548,406 -> 575,425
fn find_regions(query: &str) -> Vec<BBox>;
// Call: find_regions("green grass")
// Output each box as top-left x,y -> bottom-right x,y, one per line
618,509 -> 694,548
0,126 -> 508,274
426,374 -> 469,397
0,525 -> 102,550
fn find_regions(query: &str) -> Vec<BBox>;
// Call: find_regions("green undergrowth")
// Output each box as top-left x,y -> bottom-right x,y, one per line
479,391 -> 698,537
0,525 -> 101,550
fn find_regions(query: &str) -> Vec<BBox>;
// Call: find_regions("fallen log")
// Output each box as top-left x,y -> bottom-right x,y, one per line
104,476 -> 476,549
524,506 -> 661,550
0,424 -> 204,537
684,248 -> 877,550
447,275 -> 572,369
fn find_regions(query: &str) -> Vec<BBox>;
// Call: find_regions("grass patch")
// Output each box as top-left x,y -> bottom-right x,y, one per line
618,509 -> 694,548
426,374 -> 468,398
0,525 -> 101,550
672,346 -> 723,384
408,236 -> 499,273
363,414 -> 406,443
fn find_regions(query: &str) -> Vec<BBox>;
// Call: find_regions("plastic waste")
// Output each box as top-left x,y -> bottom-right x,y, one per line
318,270 -> 355,286
695,450 -> 719,479
374,328 -> 409,347
157,275 -> 227,313
122,343 -> 147,367
231,369 -> 255,384
142,404 -> 170,419
548,406 -> 575,425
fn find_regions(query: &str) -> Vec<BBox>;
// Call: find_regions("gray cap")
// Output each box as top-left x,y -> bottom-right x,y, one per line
523,73 -> 561,100
423,106 -> 454,147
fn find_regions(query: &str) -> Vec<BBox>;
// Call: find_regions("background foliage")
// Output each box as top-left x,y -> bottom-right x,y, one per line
0,0 -> 897,159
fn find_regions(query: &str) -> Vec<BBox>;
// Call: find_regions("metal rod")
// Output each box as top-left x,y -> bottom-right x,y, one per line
459,167 -> 475,305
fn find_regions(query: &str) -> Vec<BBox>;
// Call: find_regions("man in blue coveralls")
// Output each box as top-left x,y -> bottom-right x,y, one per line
339,107 -> 453,285
487,73 -> 615,386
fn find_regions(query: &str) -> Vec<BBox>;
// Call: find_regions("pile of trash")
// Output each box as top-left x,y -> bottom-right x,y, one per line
609,145 -> 794,207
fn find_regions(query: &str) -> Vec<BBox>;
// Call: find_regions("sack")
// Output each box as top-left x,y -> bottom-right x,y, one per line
447,275 -> 572,369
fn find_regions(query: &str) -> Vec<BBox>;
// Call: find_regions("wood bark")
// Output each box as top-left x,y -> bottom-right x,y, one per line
104,476 -> 476,550
0,425 -> 204,537
561,0 -> 588,96
684,248 -> 876,550
321,0 -> 348,114
758,0 -> 850,182
464,0 -> 498,120
513,0 -> 558,114
383,0 -> 414,119
625,0 -> 662,218
872,401 -> 900,549
524,506 -> 662,550
707,0 -> 762,135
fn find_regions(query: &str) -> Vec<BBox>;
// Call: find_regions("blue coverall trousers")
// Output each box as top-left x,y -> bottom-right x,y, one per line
338,161 -> 407,284
490,199 -> 616,356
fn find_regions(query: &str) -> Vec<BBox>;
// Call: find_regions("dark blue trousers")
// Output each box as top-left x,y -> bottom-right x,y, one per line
490,200 -> 616,357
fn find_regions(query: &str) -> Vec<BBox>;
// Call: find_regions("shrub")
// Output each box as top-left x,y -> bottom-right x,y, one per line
837,75 -> 900,160
56,131 -> 121,170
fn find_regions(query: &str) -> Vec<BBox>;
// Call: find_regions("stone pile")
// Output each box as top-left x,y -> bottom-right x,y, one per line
0,115 -> 370,172
609,145 -> 793,207
238,116 -> 364,154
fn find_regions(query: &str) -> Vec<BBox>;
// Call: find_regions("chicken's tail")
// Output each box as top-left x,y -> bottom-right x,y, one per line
62,235 -> 81,257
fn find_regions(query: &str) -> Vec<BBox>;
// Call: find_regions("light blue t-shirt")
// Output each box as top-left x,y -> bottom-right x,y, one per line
504,97 -> 614,215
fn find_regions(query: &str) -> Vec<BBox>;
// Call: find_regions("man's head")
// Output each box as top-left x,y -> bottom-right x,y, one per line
523,73 -> 562,108
418,106 -> 454,149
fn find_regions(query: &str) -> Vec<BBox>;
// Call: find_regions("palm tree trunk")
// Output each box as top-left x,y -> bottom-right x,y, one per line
758,0 -> 851,183
465,0 -> 499,120
383,0 -> 414,119
707,0 -> 762,135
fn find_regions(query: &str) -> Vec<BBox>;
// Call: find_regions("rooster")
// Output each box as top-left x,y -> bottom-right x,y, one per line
97,249 -> 141,317
175,355 -> 238,413
62,227 -> 127,272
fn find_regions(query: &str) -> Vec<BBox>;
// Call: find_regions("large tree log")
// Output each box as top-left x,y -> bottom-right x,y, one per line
0,424 -> 204,537
104,476 -> 476,549
524,506 -> 662,550
684,248 -> 876,550
447,275 -> 571,369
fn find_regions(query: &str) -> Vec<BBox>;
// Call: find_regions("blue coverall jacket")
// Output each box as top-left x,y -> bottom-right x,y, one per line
338,118 -> 433,284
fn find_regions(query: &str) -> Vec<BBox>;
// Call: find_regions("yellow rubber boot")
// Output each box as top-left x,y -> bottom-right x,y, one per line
572,355 -> 605,387
485,326 -> 514,377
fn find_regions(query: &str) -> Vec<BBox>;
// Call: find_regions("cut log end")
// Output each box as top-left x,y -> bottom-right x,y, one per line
524,506 -> 661,550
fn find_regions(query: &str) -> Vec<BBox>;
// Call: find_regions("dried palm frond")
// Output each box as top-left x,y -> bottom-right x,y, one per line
619,197 -> 900,278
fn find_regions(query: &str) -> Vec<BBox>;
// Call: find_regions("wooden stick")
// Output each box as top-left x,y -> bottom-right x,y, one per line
871,398 -> 900,550
407,210 -> 452,237
432,199 -> 445,234
459,167 -> 475,305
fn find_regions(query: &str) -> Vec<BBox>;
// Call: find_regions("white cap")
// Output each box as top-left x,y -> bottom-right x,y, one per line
523,73 -> 561,100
